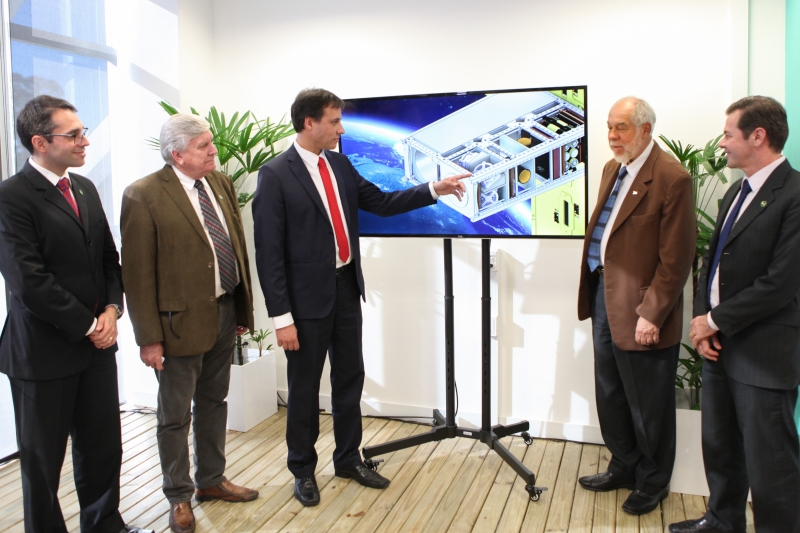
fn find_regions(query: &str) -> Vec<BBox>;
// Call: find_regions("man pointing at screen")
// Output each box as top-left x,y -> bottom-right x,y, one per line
253,88 -> 468,507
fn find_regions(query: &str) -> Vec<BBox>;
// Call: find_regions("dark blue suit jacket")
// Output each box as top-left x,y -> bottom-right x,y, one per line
253,145 -> 435,321
0,162 -> 123,380
695,159 -> 800,389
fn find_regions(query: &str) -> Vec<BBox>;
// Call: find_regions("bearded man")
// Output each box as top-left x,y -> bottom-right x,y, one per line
575,96 -> 695,515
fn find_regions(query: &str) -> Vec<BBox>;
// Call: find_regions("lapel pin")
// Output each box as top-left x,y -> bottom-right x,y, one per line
632,190 -> 638,195
219,195 -> 224,200
79,190 -> 83,195
760,200 -> 767,207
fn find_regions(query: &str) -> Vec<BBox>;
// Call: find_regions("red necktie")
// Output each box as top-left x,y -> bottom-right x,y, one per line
56,177 -> 80,219
318,157 -> 350,263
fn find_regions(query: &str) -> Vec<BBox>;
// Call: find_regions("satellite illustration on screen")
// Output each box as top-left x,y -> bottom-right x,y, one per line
339,87 -> 587,238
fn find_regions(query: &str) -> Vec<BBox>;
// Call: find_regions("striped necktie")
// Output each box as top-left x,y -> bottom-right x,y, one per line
194,180 -> 238,294
587,166 -> 628,272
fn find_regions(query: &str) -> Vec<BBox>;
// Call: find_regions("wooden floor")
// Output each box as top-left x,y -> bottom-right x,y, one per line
0,408 -> 755,532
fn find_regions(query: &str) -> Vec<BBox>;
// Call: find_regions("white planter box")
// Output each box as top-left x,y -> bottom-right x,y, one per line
227,349 -> 277,432
671,408 -> 708,496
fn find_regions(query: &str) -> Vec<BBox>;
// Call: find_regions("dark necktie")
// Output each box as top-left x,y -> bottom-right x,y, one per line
56,177 -> 80,220
706,179 -> 753,302
587,166 -> 628,272
318,157 -> 350,263
194,180 -> 238,294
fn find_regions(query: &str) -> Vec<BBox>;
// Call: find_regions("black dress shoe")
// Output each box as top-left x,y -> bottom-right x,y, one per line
578,470 -> 635,492
335,463 -> 390,489
294,476 -> 320,506
622,487 -> 669,515
669,517 -> 732,533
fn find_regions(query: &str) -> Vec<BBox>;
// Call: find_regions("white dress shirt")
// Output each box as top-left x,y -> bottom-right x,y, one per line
273,141 -> 439,330
707,155 -> 786,330
172,166 -> 239,298
29,157 -> 120,336
599,139 -> 655,265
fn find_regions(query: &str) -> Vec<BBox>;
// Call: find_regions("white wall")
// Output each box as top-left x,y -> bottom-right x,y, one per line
171,0 -> 747,441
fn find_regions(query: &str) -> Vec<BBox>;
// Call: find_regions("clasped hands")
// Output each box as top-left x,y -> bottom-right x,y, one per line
88,306 -> 118,350
689,314 -> 721,361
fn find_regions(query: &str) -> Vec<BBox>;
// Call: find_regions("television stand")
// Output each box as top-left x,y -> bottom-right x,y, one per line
362,238 -> 547,501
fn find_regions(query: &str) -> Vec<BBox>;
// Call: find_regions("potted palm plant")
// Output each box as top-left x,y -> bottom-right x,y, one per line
227,329 -> 277,432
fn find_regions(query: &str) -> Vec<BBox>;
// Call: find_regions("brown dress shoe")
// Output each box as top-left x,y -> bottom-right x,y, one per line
168,502 -> 195,533
195,479 -> 259,502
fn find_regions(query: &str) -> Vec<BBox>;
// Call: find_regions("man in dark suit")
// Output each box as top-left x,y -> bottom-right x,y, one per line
576,97 -> 695,515
669,97 -> 800,533
0,96 -> 151,533
121,114 -> 257,533
253,88 -> 468,507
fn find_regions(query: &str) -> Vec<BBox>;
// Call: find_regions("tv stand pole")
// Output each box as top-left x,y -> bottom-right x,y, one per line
362,238 -> 547,501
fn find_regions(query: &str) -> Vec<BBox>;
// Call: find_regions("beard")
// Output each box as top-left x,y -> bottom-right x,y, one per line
611,128 -> 646,164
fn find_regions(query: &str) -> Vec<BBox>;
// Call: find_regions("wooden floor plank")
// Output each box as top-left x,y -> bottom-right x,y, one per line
398,436 -> 476,532
420,437 -> 491,533
661,491 -> 685,532
567,444 -> 599,533
444,436 -> 507,533
591,448 -> 616,533
301,421 -> 419,533
494,437 -> 548,532
745,502 -> 754,533
323,424 -> 434,533
518,440 -> 565,533
470,436 -> 529,533
372,437 -> 460,533
614,489 -> 637,533
544,441 -> 582,533
0,410 -> 729,533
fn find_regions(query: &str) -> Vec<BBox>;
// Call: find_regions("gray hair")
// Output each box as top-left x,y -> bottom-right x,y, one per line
159,113 -> 211,165
615,96 -> 656,130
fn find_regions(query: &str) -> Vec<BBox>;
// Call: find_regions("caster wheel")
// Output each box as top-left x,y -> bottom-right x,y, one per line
525,484 -> 543,501
364,458 -> 383,472
521,432 -> 533,445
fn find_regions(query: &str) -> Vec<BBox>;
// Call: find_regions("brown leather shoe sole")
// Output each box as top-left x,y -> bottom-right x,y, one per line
195,480 -> 258,502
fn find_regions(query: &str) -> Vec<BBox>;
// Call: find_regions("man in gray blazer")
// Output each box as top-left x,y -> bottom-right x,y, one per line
670,96 -> 800,533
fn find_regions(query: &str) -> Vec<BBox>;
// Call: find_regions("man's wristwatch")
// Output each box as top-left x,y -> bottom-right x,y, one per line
106,304 -> 123,319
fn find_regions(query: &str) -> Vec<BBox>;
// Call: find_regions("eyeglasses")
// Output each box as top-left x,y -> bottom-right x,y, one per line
41,127 -> 89,145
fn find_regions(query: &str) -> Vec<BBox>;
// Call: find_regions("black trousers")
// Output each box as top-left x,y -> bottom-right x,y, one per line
9,351 -> 124,533
284,265 -> 364,479
591,279 -> 679,494
701,358 -> 800,533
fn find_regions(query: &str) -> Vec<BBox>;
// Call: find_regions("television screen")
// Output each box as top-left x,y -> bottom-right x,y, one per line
340,86 -> 587,238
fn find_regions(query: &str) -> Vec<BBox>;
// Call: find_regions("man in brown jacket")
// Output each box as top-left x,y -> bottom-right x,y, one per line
121,114 -> 257,533
576,97 -> 695,515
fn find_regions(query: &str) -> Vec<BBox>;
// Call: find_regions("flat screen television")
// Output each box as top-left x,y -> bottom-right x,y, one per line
339,86 -> 588,238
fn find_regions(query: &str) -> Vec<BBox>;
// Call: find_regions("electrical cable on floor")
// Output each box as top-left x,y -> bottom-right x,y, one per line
277,392 -> 287,407
120,407 -> 157,415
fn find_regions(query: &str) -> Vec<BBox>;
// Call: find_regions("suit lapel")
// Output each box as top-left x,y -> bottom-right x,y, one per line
609,144 -> 661,236
21,163 -> 84,231
69,174 -> 90,237
726,161 -> 790,244
287,145 -> 329,219
159,165 -> 211,249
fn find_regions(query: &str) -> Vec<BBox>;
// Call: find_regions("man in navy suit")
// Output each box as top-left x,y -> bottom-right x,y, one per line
253,88 -> 468,506
670,96 -> 800,533
0,96 -> 151,533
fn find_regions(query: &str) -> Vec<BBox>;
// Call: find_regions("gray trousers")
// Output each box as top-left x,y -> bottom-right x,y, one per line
155,297 -> 236,503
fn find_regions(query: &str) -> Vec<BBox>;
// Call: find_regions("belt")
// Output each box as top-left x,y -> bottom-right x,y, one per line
594,266 -> 604,277
336,262 -> 354,276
